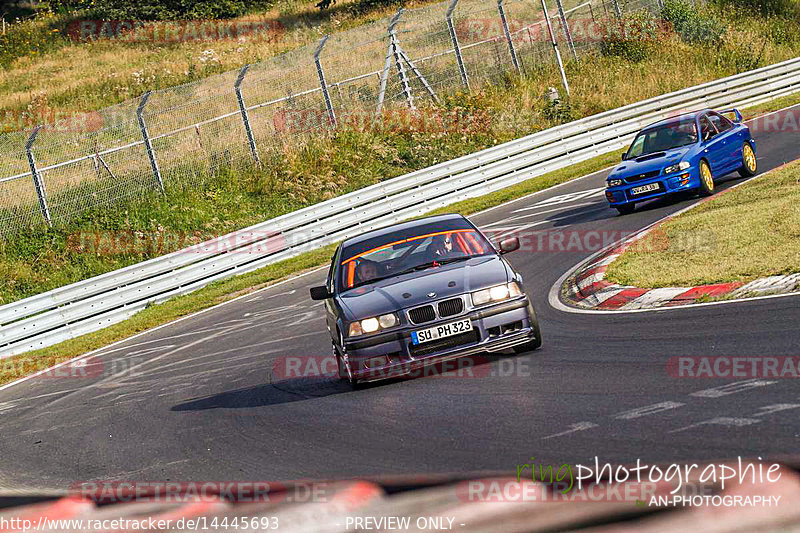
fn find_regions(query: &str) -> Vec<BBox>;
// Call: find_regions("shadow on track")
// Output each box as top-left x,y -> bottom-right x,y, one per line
170,353 -> 515,410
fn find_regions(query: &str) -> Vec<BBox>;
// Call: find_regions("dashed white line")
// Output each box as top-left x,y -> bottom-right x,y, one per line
689,379 -> 777,398
614,401 -> 685,420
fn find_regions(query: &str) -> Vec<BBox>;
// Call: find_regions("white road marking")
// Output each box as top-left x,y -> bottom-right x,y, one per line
669,417 -> 761,433
542,422 -> 599,440
481,201 -> 599,229
613,401 -> 685,420
491,204 -> 602,241
512,187 -> 607,212
689,379 -> 777,398
750,404 -> 800,417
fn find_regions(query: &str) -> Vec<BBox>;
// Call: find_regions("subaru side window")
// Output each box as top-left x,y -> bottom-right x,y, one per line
699,115 -> 717,141
708,112 -> 733,133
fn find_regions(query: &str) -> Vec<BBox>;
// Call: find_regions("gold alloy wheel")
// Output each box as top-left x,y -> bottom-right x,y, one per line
743,143 -> 757,172
701,162 -> 714,191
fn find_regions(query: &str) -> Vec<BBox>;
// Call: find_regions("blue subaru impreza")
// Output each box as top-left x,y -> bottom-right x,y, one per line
605,108 -> 757,215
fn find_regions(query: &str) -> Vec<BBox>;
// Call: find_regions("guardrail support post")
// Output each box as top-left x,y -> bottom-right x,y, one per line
446,0 -> 470,90
657,0 -> 664,8
554,0 -> 577,60
25,125 -> 52,228
389,9 -> 415,110
235,65 -> 261,165
314,36 -> 338,129
136,92 -> 165,193
541,0 -> 570,97
497,0 -> 521,75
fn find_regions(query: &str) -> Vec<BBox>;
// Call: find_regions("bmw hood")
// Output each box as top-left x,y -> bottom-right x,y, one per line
339,255 -> 511,320
609,146 -> 693,179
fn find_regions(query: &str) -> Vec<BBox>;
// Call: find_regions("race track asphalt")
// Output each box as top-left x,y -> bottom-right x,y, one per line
1,106 -> 799,491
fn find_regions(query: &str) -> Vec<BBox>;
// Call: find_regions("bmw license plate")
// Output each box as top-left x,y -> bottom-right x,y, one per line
630,182 -> 660,196
411,319 -> 472,345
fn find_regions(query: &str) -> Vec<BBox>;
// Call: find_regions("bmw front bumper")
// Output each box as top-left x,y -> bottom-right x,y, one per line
342,297 -> 537,383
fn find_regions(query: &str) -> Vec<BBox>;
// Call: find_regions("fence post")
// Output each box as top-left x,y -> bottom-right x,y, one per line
496,0 -> 521,75
657,0 -> 664,8
136,92 -> 165,193
540,0 -> 570,97
234,65 -> 261,165
25,126 -> 52,228
611,0 -> 623,19
554,0 -> 577,60
446,0 -> 470,90
376,44 -> 394,115
389,9 -> 415,110
314,36 -> 338,129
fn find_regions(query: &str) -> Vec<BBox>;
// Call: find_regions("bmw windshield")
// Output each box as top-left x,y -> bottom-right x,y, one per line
339,220 -> 494,291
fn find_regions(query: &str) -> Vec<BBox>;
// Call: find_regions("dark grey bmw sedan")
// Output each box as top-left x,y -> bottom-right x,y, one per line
309,213 -> 542,385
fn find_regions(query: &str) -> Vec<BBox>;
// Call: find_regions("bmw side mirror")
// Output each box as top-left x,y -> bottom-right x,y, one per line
310,286 -> 331,300
499,237 -> 520,254
621,152 -> 628,161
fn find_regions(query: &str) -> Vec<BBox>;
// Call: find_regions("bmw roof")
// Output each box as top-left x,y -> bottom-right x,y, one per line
341,213 -> 469,248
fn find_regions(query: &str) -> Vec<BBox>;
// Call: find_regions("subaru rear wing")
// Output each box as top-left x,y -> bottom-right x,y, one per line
720,108 -> 744,123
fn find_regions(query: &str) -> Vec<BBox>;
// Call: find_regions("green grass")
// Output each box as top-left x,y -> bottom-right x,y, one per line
605,160 -> 800,288
0,148 -> 620,386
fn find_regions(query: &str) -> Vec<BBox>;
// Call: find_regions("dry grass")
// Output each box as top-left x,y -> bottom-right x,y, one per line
0,0 -> 426,113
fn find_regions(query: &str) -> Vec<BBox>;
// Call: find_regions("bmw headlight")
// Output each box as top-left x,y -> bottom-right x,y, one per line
361,317 -> 380,333
607,179 -> 623,187
348,313 -> 399,337
471,282 -> 522,306
663,161 -> 690,174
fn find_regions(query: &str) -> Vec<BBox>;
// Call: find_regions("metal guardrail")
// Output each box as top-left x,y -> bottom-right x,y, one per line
1,57 -> 799,358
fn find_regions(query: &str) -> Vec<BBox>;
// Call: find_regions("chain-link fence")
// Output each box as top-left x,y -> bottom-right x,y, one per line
0,0 -> 662,238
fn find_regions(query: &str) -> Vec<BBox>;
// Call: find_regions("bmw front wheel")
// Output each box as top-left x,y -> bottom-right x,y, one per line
514,299 -> 543,353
